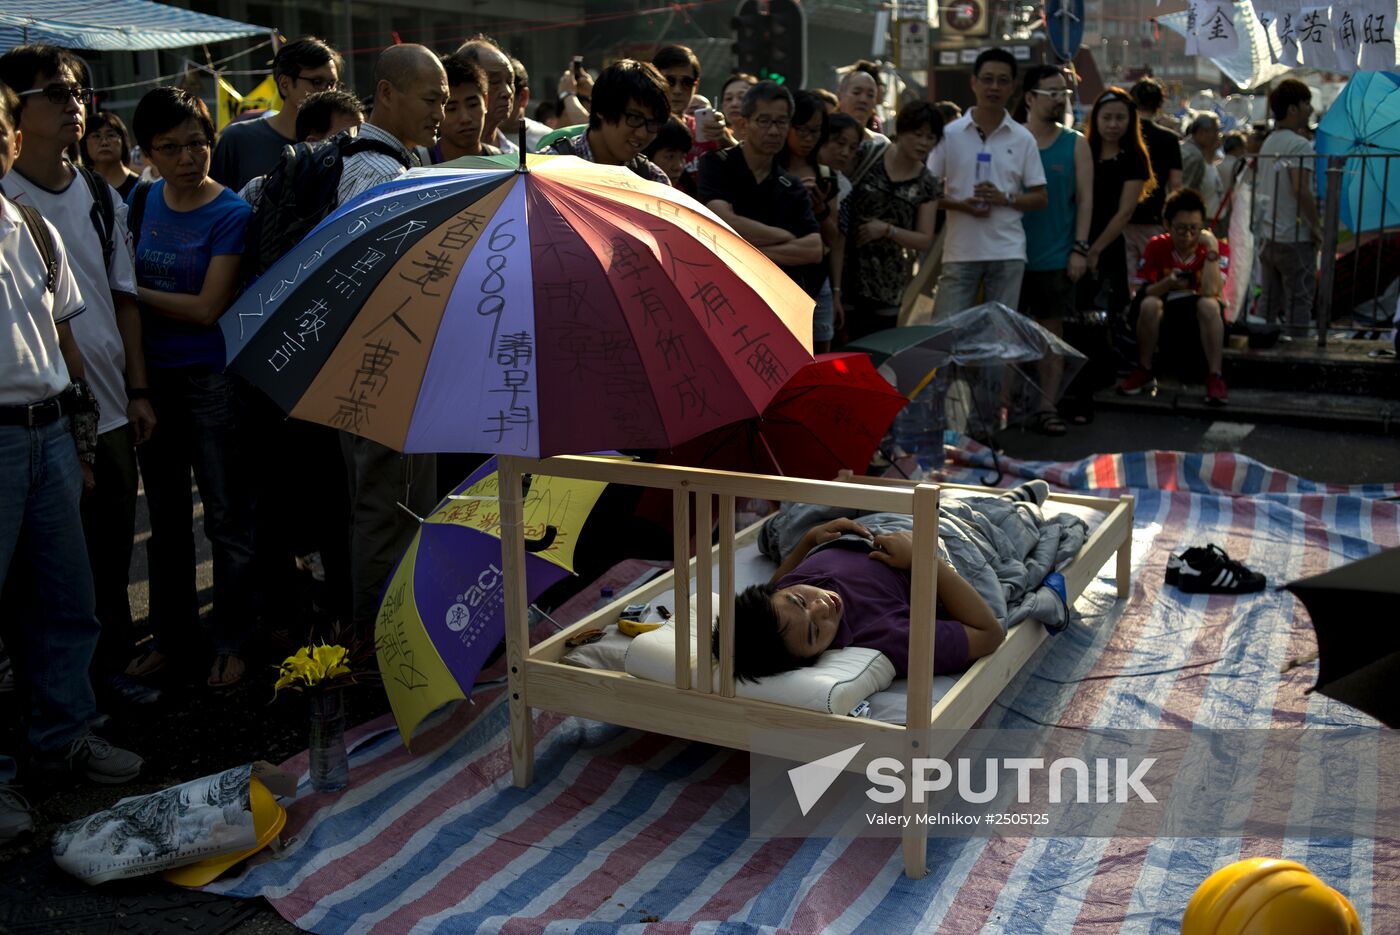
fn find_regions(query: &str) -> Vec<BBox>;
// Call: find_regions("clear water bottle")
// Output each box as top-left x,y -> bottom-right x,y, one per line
890,388 -> 944,477
973,151 -> 992,210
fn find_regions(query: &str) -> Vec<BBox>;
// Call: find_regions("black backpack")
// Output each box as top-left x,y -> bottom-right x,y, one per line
241,132 -> 413,282
14,201 -> 57,294
74,165 -> 116,273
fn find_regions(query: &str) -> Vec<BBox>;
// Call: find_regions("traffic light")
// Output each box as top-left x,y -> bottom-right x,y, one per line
732,0 -> 769,76
765,0 -> 806,87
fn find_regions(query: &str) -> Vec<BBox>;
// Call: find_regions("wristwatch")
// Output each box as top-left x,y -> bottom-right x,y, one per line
1205,251 -> 1220,262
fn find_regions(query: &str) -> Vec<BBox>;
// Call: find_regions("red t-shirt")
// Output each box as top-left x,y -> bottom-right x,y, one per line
1134,232 -> 1230,301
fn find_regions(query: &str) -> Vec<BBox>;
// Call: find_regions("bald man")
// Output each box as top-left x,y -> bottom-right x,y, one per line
336,43 -> 446,631
454,36 -> 516,153
836,67 -> 886,142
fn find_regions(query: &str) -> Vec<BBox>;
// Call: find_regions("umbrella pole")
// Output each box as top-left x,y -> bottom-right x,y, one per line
498,454 -> 534,786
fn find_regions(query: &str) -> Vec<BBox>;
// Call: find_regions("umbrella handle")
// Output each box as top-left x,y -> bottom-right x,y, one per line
524,524 -> 557,553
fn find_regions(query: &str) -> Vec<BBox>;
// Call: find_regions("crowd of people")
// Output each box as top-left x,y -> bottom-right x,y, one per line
0,30 -> 1325,841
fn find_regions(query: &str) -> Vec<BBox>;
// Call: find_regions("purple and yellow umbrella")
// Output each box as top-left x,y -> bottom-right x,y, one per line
221,153 -> 815,457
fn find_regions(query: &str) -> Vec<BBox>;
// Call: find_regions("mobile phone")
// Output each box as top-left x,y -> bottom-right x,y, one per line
571,55 -> 585,80
693,106 -> 714,122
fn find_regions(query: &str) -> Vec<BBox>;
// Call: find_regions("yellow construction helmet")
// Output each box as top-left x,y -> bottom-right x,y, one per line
162,777 -> 287,888
1183,858 -> 1361,935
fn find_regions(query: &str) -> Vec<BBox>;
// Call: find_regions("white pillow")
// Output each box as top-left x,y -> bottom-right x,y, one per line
623,593 -> 894,716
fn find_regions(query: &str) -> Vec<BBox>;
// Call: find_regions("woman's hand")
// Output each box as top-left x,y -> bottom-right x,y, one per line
804,517 -> 872,546
832,292 -> 846,331
868,530 -> 914,570
1067,250 -> 1087,282
856,219 -> 890,246
1086,247 -> 1101,274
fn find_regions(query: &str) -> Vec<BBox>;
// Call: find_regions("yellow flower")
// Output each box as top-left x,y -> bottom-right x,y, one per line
271,642 -> 361,700
312,643 -> 351,681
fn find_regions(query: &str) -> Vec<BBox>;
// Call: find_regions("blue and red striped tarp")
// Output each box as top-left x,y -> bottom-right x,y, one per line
209,448 -> 1399,933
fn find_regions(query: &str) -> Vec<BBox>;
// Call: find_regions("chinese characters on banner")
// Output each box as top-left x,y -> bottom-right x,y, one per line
1198,2 -> 1240,58
1232,0 -> 1395,73
1357,0 -> 1398,70
1298,4 -> 1338,71
1186,0 -> 1202,54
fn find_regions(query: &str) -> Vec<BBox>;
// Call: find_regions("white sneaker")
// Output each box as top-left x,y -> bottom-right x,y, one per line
0,785 -> 34,844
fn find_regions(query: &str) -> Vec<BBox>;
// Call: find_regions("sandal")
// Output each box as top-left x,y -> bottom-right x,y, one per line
1031,410 -> 1068,437
207,654 -> 246,689
125,649 -> 168,679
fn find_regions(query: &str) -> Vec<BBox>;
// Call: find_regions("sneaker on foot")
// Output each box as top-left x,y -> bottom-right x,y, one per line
1206,373 -> 1228,406
1117,366 -> 1156,396
1173,544 -> 1265,594
102,673 -> 161,706
0,785 -> 33,844
67,734 -> 142,785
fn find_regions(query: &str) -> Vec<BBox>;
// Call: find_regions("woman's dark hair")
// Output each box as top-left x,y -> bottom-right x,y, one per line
534,99 -> 560,124
894,100 -> 943,139
725,583 -> 821,682
652,44 -> 701,78
812,88 -> 839,112
273,37 -> 344,90
1014,63 -> 1065,122
1085,87 -> 1156,204
294,89 -> 365,141
0,44 -> 84,115
740,80 -> 793,119
80,111 -> 133,168
826,111 -> 862,141
132,86 -> 216,153
780,89 -> 829,169
644,114 -> 693,158
721,72 -> 759,100
1162,186 -> 1206,222
443,53 -> 487,94
1268,77 -> 1312,122
1222,130 -> 1247,156
588,59 -> 671,130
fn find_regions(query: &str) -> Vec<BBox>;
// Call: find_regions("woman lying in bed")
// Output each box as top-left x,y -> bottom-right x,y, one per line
729,518 -> 1003,682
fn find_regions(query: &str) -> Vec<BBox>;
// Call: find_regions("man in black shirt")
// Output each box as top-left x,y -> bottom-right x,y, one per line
1123,77 -> 1183,295
698,81 -> 822,297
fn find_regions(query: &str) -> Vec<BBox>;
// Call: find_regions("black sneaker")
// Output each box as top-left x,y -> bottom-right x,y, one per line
101,673 -> 161,706
1171,544 -> 1266,594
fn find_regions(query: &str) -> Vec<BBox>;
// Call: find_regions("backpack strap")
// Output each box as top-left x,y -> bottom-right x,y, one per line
14,202 -> 57,294
849,139 -> 890,189
75,165 -> 115,272
340,136 -> 414,170
126,180 -> 155,260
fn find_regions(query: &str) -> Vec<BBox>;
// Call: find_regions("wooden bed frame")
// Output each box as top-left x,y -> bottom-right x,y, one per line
496,454 -> 1134,879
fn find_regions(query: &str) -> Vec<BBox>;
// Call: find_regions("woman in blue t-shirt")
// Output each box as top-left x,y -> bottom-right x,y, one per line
731,518 -> 1003,682
125,88 -> 254,689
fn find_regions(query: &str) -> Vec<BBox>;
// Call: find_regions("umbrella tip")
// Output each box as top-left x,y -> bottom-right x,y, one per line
516,118 -> 529,173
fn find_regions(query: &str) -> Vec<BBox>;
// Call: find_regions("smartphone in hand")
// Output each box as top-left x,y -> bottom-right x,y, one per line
571,55 -> 585,80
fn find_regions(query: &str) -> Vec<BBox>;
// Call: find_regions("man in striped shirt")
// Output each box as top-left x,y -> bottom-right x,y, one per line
337,44 -> 448,632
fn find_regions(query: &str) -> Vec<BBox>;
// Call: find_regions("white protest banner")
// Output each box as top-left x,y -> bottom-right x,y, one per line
1298,4 -> 1337,71
1333,5 -> 1363,71
1276,0 -> 1302,67
1197,2 -> 1240,58
1358,0 -> 1399,71
1186,0 -> 1201,54
1253,2 -> 1281,64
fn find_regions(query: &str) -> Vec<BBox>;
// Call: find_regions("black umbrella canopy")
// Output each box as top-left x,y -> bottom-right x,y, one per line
1285,547 -> 1400,727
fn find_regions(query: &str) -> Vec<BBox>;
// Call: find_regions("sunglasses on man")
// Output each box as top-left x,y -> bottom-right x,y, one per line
665,74 -> 697,91
19,83 -> 93,107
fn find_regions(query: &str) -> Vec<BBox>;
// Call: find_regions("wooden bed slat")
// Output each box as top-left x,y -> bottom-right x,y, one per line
672,489 -> 691,692
696,494 -> 713,694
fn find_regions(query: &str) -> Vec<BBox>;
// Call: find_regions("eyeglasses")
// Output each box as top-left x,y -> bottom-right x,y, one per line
147,139 -> 211,159
665,74 -> 697,90
294,74 -> 339,92
622,111 -> 665,133
751,116 -> 791,131
792,124 -> 822,139
19,83 -> 93,106
1030,89 -> 1073,100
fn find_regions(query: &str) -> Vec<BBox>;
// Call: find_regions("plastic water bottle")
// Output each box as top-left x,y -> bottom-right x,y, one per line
890,389 -> 944,477
973,151 -> 992,210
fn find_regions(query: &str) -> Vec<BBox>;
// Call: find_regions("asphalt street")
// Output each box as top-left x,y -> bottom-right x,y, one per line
0,405 -> 1394,934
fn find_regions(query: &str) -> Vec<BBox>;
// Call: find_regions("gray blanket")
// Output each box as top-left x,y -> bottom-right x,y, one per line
757,492 -> 1088,633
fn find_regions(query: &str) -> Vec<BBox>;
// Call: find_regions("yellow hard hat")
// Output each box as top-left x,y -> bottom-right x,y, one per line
1182,858 -> 1361,935
163,777 -> 287,888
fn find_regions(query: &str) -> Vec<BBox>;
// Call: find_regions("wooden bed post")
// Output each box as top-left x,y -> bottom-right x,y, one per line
499,455 -> 533,787
1116,495 -> 1134,599
902,482 -> 940,879
673,486 -> 692,691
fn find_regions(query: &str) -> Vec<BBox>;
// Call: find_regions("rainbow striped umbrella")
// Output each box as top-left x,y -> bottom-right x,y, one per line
221,153 -> 815,457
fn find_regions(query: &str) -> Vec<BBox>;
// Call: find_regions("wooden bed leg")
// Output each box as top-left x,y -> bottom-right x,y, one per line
1116,496 -> 1134,599
499,456 -> 534,788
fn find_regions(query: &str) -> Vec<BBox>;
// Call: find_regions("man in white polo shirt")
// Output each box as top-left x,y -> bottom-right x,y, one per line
929,48 -> 1048,316
0,83 -> 143,842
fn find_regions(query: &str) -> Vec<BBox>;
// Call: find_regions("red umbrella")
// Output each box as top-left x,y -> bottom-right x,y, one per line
662,352 -> 908,480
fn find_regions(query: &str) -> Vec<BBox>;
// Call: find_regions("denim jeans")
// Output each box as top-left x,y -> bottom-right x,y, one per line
934,259 -> 1027,318
0,418 -> 101,761
1259,240 -> 1318,337
83,425 -> 140,673
136,368 -> 255,656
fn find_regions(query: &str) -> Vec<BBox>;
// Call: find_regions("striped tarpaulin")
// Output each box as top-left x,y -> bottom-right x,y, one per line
208,449 -> 1400,933
0,0 -> 268,52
